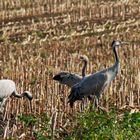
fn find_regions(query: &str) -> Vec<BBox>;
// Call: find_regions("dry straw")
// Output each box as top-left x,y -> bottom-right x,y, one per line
0,0 -> 139,139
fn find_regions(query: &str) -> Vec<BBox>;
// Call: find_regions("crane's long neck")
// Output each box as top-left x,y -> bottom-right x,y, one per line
111,46 -> 120,74
82,61 -> 87,77
12,91 -> 32,112
12,91 -> 31,100
12,91 -> 23,98
113,46 -> 119,65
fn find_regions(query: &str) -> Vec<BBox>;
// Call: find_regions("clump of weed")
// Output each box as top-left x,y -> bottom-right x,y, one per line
64,109 -> 140,140
18,113 -> 52,140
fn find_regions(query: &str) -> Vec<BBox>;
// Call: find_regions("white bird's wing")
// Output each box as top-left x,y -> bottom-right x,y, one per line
0,79 -> 16,98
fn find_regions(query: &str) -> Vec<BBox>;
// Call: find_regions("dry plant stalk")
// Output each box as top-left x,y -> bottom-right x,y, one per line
0,0 -> 139,139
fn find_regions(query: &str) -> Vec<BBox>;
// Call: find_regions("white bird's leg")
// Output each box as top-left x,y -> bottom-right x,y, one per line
0,98 -> 8,121
0,105 -> 4,113
0,101 -> 2,109
2,98 -> 9,121
0,98 -> 7,109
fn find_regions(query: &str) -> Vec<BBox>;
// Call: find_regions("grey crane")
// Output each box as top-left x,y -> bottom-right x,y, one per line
0,79 -> 33,112
53,55 -> 92,110
68,40 -> 123,108
53,55 -> 89,87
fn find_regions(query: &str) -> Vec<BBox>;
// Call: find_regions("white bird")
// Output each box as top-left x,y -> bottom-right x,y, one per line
68,40 -> 124,108
0,79 -> 33,111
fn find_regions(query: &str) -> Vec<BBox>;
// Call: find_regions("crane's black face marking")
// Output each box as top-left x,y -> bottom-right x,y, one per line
111,40 -> 115,47
28,95 -> 33,101
23,92 -> 33,100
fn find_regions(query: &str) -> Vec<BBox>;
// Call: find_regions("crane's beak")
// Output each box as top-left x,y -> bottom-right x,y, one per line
120,41 -> 129,45
115,41 -> 129,48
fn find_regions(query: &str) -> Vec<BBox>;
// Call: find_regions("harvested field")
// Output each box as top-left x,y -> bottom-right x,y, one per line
0,0 -> 140,139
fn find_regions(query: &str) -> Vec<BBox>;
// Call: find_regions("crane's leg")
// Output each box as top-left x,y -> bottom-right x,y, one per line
95,94 -> 108,112
88,95 -> 97,111
80,98 -> 85,112
90,93 -> 100,110
80,95 -> 94,112
93,96 -> 99,109
87,95 -> 94,101
89,93 -> 108,112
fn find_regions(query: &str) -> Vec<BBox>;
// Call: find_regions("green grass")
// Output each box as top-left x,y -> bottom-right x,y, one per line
17,108 -> 140,140
64,108 -> 140,140
18,113 -> 52,140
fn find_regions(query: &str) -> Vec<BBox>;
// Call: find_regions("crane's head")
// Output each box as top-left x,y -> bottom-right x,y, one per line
79,55 -> 89,63
111,40 -> 121,48
23,91 -> 33,101
53,72 -> 69,81
23,91 -> 33,112
53,73 -> 62,81
111,40 -> 129,48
